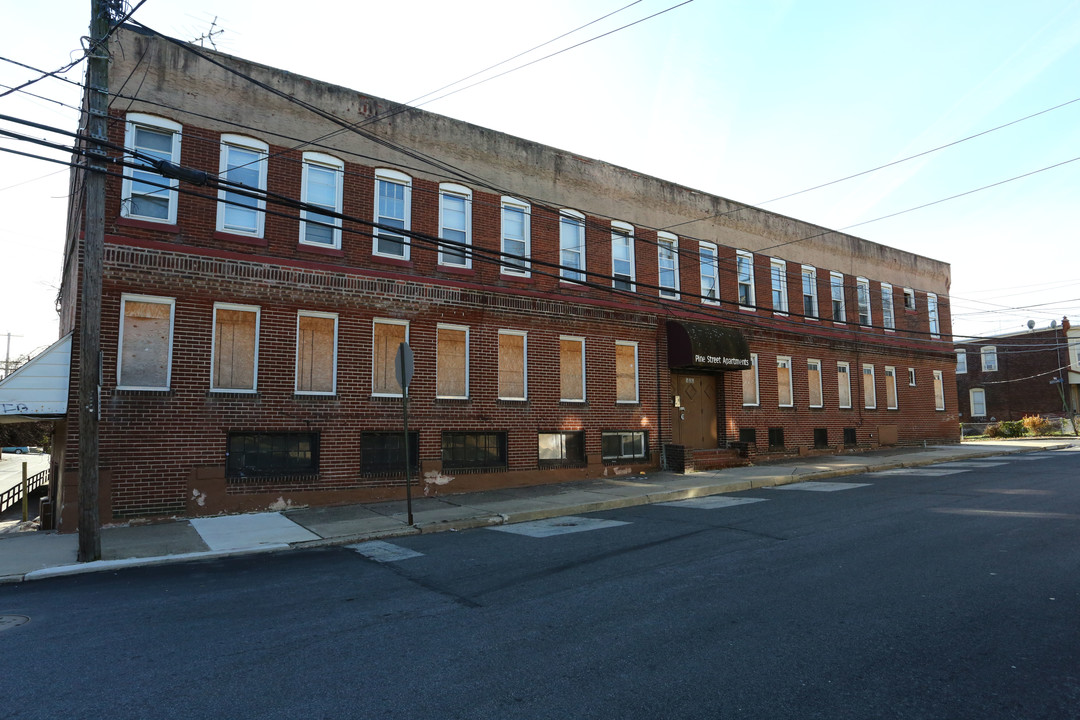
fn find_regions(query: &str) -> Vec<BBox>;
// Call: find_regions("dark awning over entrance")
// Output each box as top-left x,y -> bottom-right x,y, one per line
666,320 -> 751,373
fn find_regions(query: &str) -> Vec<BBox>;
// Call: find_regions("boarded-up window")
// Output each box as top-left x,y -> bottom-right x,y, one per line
885,366 -> 898,410
213,305 -> 258,391
560,337 -> 585,401
808,359 -> 822,408
863,364 -> 876,409
616,342 -> 637,403
373,320 -> 407,395
499,331 -> 526,399
837,362 -> 851,409
777,356 -> 792,407
437,325 -> 468,398
933,370 -> 945,411
296,313 -> 336,394
118,296 -> 173,389
742,353 -> 758,406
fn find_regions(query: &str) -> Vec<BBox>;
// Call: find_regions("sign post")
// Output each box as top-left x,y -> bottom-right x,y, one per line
394,342 -> 415,525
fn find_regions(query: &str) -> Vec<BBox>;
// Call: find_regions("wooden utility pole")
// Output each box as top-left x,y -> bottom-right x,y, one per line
78,0 -> 111,562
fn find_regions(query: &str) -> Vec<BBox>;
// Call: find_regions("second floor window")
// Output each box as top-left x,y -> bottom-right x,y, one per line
217,135 -> 268,237
611,222 -> 635,291
881,283 -> 895,329
300,153 -> 343,248
122,114 -> 182,224
658,234 -> 679,298
956,350 -> 967,374
802,266 -> 818,317
501,198 -> 531,275
737,251 -> 755,307
559,210 -> 585,283
830,272 -> 846,322
700,243 -> 719,304
374,169 -> 411,259
771,259 -> 788,313
439,184 -> 472,268
981,346 -> 998,372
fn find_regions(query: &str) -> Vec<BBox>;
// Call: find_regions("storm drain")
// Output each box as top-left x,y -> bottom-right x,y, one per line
0,615 -> 29,632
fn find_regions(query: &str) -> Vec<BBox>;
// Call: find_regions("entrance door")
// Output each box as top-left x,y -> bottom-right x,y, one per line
671,374 -> 717,449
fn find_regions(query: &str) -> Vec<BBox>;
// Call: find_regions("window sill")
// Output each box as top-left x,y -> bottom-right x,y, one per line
114,386 -> 172,394
435,396 -> 471,403
208,390 -> 259,397
118,217 -> 179,233
294,393 -> 338,399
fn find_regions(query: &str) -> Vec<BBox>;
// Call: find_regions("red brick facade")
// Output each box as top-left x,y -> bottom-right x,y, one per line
53,28 -> 960,529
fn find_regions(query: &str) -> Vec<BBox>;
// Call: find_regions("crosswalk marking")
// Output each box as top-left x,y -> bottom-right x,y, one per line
487,516 -> 629,537
348,541 -> 424,562
661,496 -> 767,509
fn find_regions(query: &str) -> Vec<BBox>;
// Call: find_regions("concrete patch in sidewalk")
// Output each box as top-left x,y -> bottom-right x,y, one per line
190,512 -> 319,551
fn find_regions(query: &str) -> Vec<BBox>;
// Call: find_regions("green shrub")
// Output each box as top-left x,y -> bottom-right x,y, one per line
1022,414 -> 1053,436
998,420 -> 1027,438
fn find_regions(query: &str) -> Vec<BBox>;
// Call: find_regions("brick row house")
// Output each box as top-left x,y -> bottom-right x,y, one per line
45,26 -> 959,530
954,320 -> 1079,423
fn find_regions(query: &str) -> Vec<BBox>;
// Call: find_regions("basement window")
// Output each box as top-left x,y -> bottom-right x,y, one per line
601,430 -> 648,462
442,432 -> 507,471
538,431 -> 585,468
226,432 -> 318,479
361,431 -> 419,475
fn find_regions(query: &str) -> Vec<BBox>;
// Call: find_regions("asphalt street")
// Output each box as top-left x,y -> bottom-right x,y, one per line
2,447 -> 1079,719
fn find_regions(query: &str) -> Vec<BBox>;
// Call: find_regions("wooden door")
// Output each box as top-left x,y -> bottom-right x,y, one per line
671,374 -> 718,449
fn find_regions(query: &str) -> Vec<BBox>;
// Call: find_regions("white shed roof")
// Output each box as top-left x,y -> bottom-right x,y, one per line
0,334 -> 71,423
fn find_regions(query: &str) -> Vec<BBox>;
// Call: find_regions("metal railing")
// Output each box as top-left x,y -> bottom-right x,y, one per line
0,469 -> 49,515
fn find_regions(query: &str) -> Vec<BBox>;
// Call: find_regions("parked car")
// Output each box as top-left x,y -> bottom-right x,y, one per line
2,446 -> 30,454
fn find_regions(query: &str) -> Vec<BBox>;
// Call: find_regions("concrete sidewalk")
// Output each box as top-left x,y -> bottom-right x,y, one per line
2,438 -> 1075,584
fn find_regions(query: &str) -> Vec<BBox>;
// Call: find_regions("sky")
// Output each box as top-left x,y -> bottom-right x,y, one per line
2,0 -> 1079,364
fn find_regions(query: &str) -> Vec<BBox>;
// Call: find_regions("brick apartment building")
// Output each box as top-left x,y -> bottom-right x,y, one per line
955,320 -> 1079,422
37,25 -> 959,530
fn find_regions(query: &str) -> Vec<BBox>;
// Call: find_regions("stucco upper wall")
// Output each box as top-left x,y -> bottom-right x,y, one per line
109,26 -> 950,293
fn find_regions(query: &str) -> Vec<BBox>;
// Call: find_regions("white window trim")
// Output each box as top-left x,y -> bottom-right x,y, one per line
216,134 -> 268,237
499,329 -> 529,401
908,368 -> 917,386
830,272 -> 846,323
771,258 -> 789,314
657,232 -> 680,299
801,265 -> 818,319
373,168 -> 412,260
742,352 -> 759,407
927,292 -> 940,338
616,340 -> 639,404
294,310 -> 338,396
838,361 -> 852,409
435,323 -> 470,399
737,250 -> 756,310
210,302 -> 260,393
559,209 -> 586,284
611,220 -> 636,292
863,363 -> 877,410
807,358 -> 823,408
438,183 -> 473,268
856,277 -> 872,327
500,196 -> 531,277
881,282 -> 895,331
885,366 -> 898,410
969,387 -> 987,417
903,287 -> 916,311
300,151 -> 344,249
956,349 -> 967,374
371,318 -> 410,398
777,355 -> 793,408
121,113 -> 182,225
981,346 -> 998,372
934,370 -> 946,411
560,335 -> 587,403
116,293 -> 175,391
700,242 -> 720,305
